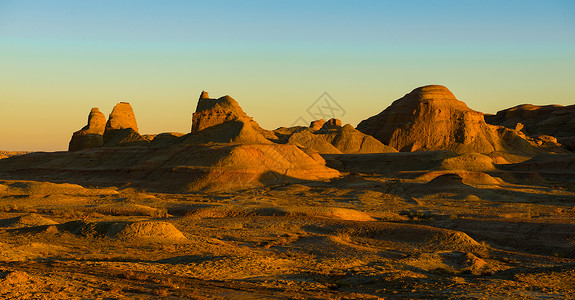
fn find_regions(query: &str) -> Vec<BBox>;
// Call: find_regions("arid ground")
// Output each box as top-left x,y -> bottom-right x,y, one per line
1,86 -> 574,299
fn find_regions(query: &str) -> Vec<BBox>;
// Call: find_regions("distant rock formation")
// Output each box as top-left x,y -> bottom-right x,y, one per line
320,124 -> 397,154
282,121 -> 396,154
188,91 -> 276,144
288,130 -> 342,154
103,102 -> 148,147
310,119 -> 326,131
319,118 -> 343,131
356,85 -> 560,156
68,108 -> 106,151
485,104 -> 575,151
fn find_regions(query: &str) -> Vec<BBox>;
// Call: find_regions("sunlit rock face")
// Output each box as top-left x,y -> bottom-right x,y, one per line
356,85 -> 555,155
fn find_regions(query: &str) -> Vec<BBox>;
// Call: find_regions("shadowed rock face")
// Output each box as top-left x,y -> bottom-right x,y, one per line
68,108 -> 106,151
356,85 -> 555,155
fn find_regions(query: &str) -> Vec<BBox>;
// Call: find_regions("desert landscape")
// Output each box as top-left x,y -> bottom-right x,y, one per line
0,85 -> 574,299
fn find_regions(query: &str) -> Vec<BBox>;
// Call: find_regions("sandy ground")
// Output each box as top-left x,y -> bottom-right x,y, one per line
0,171 -> 574,299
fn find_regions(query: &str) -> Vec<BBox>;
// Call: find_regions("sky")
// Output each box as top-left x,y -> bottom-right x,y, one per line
1,0 -> 574,151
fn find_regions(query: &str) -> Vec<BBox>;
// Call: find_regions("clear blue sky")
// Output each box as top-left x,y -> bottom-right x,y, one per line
1,0 -> 574,150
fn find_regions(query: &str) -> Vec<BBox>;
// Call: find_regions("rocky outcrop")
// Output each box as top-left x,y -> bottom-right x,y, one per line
188,91 -> 276,144
319,118 -> 343,132
282,123 -> 396,154
68,108 -> 106,151
356,85 -> 558,156
310,119 -> 326,131
103,102 -> 148,147
321,124 -> 397,154
485,104 -> 575,151
288,130 -> 342,154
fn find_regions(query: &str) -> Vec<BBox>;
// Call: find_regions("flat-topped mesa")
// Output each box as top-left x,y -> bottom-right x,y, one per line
68,108 -> 107,151
356,85 -> 556,156
103,102 -> 148,147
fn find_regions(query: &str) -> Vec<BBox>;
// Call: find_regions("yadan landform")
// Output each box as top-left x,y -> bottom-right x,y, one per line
1,85 -> 574,299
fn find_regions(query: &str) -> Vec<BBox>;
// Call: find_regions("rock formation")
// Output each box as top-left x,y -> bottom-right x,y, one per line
485,104 -> 575,151
103,102 -> 148,147
321,124 -> 397,154
319,118 -> 343,131
288,130 -> 342,154
310,119 -> 326,131
188,91 -> 276,143
282,122 -> 396,154
356,85 -> 558,156
68,108 -> 106,151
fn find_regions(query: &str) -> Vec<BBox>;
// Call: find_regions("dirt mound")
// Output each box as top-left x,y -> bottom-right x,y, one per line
188,205 -> 374,221
0,213 -> 58,228
415,171 -> 503,186
486,104 -> 575,150
331,221 -> 487,254
0,181 -> 118,196
436,153 -> 496,171
356,85 -> 555,156
407,251 -> 491,275
69,108 -> 106,151
60,220 -> 186,241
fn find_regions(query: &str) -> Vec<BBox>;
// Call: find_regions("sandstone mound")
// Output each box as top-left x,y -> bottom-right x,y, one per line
69,108 -> 106,151
336,222 -> 487,254
279,122 -> 396,154
103,102 -> 148,147
356,85 -> 553,155
486,104 -> 575,150
191,91 -> 276,141
415,171 -> 503,186
436,153 -> 496,171
107,221 -> 186,241
1,181 -> 117,196
0,213 -> 58,228
0,142 -> 340,192
61,220 -> 186,242
287,130 -> 342,154
408,251 -> 490,275
321,124 -> 397,154
160,143 -> 341,192
188,205 -> 373,221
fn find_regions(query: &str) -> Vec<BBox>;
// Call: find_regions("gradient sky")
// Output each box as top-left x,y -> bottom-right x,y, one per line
1,0 -> 574,151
